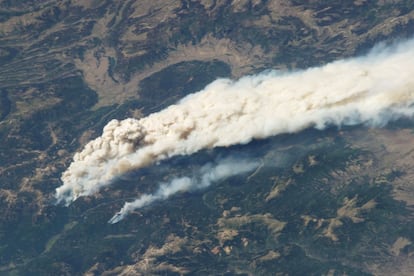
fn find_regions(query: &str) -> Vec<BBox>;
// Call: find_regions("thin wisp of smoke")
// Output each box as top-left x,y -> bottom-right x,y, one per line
55,38 -> 414,206
108,158 -> 259,224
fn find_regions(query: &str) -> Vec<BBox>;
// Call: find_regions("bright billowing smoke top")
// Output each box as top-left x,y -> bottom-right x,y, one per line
56,39 -> 414,206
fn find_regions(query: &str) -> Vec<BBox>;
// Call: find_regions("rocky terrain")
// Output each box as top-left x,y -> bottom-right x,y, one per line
1,0 -> 414,274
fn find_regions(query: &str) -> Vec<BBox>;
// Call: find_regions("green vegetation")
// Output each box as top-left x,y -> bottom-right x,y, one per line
1,0 -> 414,274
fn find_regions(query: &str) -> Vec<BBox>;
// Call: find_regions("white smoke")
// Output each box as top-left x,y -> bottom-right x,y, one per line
56,38 -> 414,206
108,158 -> 259,224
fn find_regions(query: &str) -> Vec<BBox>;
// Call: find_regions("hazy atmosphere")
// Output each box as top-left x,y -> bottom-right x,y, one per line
1,1 -> 414,275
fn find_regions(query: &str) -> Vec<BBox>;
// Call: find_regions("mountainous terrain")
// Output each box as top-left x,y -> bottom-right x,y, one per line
1,0 -> 414,274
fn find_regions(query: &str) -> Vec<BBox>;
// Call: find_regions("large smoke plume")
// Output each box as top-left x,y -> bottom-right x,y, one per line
56,39 -> 414,206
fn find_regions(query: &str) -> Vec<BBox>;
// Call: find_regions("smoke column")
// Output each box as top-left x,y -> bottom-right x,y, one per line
56,38 -> 414,206
108,158 -> 259,224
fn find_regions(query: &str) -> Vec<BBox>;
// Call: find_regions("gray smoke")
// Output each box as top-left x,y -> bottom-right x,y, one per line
108,158 -> 259,224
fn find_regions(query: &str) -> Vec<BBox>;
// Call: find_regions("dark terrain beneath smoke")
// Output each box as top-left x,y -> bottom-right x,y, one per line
18,122 -> 414,275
